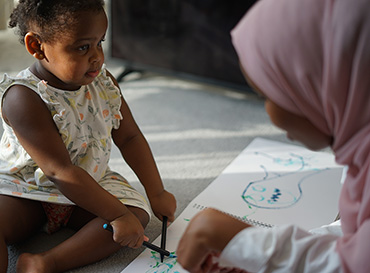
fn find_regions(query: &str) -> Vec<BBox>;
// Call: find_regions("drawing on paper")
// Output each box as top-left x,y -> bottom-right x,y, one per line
145,251 -> 179,273
242,152 -> 327,210
121,138 -> 342,273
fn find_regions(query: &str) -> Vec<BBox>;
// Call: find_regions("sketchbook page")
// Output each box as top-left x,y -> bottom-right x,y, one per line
190,137 -> 343,230
121,138 -> 343,272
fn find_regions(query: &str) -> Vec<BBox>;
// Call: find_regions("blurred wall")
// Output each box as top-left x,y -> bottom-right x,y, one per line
0,0 -> 14,30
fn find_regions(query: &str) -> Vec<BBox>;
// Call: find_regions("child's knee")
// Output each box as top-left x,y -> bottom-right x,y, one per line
0,196 -> 45,244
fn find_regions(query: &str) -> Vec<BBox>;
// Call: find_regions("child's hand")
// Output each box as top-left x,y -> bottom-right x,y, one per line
110,210 -> 146,249
148,190 -> 176,222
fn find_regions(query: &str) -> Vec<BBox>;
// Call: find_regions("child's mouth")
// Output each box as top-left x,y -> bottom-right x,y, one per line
87,70 -> 99,78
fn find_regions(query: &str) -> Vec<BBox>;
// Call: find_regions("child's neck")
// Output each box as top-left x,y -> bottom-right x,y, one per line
30,62 -> 81,91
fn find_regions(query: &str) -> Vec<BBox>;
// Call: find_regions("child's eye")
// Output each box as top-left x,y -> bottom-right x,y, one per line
98,39 -> 105,47
78,44 -> 90,51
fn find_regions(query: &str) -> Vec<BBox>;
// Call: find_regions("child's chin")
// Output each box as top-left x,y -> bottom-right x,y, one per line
81,77 -> 95,86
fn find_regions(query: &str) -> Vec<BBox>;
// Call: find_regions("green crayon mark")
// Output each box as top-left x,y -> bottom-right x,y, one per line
146,251 -> 178,273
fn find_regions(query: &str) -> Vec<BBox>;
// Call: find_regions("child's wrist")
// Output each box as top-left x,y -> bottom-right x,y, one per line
146,188 -> 165,199
106,205 -> 130,222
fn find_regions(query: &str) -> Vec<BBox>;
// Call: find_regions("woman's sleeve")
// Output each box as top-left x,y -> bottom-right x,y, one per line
336,219 -> 370,273
218,223 -> 344,273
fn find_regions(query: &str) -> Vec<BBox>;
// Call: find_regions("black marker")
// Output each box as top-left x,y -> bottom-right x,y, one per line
103,223 -> 176,258
160,216 -> 168,262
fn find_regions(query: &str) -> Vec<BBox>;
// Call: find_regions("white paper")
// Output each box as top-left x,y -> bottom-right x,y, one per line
122,138 -> 343,273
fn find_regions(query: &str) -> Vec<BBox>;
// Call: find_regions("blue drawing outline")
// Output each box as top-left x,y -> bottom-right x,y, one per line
242,152 -> 328,210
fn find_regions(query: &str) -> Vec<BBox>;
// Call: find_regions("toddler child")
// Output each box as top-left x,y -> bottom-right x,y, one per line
0,0 -> 176,272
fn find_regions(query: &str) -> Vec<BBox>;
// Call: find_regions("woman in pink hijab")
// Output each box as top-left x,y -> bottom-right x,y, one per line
176,0 -> 370,272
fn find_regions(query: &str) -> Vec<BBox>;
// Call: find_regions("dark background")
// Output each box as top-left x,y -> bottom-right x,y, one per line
111,0 -> 257,89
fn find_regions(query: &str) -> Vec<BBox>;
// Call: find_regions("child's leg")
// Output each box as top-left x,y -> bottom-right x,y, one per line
0,195 -> 46,273
16,206 -> 149,273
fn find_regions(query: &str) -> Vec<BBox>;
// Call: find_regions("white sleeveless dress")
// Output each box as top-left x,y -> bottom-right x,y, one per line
0,67 -> 150,217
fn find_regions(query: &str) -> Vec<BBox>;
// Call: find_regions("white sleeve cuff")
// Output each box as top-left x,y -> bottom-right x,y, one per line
218,225 -> 343,273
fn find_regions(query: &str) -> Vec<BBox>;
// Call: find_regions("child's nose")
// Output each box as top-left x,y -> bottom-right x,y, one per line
90,47 -> 104,63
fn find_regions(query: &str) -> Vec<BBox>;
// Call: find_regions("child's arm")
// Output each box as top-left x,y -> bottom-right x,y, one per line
107,71 -> 176,223
2,84 -> 145,248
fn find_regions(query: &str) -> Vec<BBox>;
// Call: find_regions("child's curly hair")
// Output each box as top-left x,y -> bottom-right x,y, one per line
9,0 -> 105,45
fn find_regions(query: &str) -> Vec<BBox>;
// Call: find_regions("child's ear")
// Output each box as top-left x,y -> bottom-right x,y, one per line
24,32 -> 45,60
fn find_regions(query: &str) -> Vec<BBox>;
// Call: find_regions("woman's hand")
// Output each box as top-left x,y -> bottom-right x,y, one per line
110,210 -> 146,248
200,254 -> 250,273
148,189 -> 177,222
193,253 -> 250,273
177,208 -> 251,273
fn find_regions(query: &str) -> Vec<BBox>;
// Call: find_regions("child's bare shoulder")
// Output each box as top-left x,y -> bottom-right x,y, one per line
2,84 -> 48,126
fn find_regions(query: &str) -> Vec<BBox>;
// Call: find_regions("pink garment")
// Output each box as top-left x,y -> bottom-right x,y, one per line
231,0 -> 370,272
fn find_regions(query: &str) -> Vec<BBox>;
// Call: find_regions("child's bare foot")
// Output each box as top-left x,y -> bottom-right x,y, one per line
16,253 -> 55,273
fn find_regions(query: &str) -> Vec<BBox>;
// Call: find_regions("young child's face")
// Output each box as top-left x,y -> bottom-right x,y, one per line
39,9 -> 108,90
242,68 -> 332,151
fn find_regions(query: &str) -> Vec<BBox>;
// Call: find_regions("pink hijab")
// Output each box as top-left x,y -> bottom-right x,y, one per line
231,0 -> 370,272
